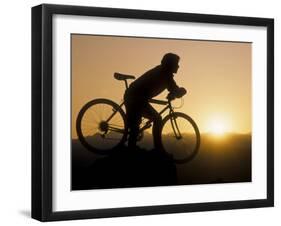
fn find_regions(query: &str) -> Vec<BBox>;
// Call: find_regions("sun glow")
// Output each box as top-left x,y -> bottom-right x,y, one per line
208,117 -> 230,136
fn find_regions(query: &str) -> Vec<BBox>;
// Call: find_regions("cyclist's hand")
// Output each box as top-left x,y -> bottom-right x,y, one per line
177,87 -> 187,98
167,88 -> 187,101
166,93 -> 176,101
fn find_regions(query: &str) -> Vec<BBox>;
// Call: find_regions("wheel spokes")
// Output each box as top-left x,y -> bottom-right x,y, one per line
161,114 -> 199,162
78,101 -> 126,151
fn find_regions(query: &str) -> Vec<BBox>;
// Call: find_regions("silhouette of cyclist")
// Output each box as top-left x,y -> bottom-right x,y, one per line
124,53 -> 187,150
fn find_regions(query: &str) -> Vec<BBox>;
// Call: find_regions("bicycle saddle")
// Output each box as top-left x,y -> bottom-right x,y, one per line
114,72 -> 135,80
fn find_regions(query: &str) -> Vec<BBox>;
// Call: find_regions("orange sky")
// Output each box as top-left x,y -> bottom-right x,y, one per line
71,34 -> 251,139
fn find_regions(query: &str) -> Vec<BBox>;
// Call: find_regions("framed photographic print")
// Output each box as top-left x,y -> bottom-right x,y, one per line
32,4 -> 274,221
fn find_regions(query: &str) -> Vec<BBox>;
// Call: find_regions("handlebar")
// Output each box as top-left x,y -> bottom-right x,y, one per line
149,89 -> 187,106
149,97 -> 184,109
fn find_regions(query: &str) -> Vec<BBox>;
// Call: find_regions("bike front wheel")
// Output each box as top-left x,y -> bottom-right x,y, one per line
158,112 -> 200,164
76,98 -> 128,155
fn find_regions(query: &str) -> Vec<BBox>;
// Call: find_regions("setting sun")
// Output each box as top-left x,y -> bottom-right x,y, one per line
210,123 -> 226,135
208,117 -> 230,136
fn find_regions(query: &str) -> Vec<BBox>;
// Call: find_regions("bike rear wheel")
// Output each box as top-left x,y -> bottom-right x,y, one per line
157,112 -> 200,164
76,99 -> 128,155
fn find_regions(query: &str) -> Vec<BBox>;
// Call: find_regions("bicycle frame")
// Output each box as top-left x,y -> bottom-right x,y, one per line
104,78 -> 183,137
104,98 -> 182,138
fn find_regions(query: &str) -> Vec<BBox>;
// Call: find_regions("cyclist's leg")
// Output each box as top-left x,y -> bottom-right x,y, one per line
142,103 -> 163,150
124,99 -> 142,149
127,115 -> 141,148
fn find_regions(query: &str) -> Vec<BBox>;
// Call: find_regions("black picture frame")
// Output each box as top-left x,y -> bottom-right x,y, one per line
32,3 -> 274,222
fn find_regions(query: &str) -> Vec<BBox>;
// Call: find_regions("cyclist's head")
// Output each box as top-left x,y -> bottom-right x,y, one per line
161,53 -> 180,73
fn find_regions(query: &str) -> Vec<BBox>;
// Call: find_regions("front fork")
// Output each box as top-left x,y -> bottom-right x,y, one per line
169,110 -> 182,139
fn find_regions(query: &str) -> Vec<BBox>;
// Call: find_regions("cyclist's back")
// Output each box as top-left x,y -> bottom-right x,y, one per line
125,64 -> 179,101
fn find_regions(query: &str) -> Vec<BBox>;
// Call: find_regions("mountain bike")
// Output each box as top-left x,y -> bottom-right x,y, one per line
76,73 -> 200,163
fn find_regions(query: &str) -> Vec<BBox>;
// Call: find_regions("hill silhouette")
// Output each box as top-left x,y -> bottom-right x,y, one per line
72,132 -> 251,190
72,145 -> 177,190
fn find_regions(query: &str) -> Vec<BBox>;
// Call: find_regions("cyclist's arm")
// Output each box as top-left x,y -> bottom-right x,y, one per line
167,76 -> 180,94
167,77 -> 187,99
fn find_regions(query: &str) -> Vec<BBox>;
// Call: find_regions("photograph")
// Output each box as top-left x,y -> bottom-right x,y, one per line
31,3 -> 274,221
71,34 -> 252,190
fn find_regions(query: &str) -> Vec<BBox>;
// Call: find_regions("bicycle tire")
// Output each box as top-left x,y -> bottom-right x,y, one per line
155,112 -> 200,164
76,98 -> 128,155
